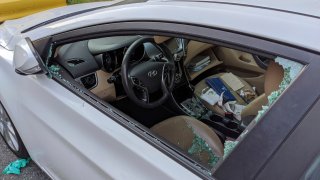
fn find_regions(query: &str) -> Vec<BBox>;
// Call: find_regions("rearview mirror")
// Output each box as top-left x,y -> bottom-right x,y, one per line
13,38 -> 46,75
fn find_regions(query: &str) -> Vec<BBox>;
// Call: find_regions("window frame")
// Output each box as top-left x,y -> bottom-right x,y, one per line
32,21 -> 320,179
255,99 -> 320,179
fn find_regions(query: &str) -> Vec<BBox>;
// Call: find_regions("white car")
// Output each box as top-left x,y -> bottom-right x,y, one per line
0,0 -> 320,179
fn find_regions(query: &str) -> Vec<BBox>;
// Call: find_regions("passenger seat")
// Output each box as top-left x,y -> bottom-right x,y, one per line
194,61 -> 284,119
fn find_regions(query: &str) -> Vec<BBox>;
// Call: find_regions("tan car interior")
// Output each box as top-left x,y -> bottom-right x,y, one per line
151,115 -> 224,167
56,35 -> 285,169
150,61 -> 284,167
90,36 -> 267,103
88,36 -> 171,102
153,36 -> 282,118
90,70 -> 117,102
150,37 -> 284,167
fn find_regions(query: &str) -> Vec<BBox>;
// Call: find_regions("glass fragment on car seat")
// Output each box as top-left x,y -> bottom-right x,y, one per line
187,125 -> 220,167
188,133 -> 220,167
2,158 -> 31,175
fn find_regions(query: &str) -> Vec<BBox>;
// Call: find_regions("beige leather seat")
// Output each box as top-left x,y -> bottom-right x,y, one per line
194,61 -> 284,118
151,116 -> 224,167
151,62 -> 284,167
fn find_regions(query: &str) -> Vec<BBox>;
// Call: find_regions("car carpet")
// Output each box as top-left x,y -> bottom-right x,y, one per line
110,97 -> 176,128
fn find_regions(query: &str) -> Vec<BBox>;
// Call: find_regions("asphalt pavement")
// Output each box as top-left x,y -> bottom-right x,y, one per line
0,137 -> 50,180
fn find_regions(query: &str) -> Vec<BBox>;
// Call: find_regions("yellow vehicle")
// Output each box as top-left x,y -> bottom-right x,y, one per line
0,0 -> 66,22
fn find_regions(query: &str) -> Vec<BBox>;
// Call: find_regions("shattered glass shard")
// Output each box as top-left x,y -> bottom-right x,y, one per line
188,132 -> 220,167
254,58 -> 303,123
47,64 -> 62,79
223,140 -> 238,159
48,65 -> 60,73
223,58 -> 304,159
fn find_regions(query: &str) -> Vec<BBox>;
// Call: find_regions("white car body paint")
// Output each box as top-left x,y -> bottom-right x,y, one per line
0,0 -> 123,48
0,45 -> 200,179
1,1 -> 320,52
0,0 -> 319,179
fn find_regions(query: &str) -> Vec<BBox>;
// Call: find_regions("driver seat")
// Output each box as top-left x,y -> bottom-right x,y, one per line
151,116 -> 224,167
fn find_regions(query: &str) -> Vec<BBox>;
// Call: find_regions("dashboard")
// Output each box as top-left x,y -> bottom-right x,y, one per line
55,36 -> 166,91
54,36 -> 214,105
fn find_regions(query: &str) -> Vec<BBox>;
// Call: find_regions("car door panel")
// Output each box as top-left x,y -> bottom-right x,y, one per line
0,44 -> 199,179
256,99 -> 320,179
13,73 -> 199,180
215,46 -> 266,76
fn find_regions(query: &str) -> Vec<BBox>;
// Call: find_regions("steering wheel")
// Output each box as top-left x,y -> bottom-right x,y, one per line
121,37 -> 175,109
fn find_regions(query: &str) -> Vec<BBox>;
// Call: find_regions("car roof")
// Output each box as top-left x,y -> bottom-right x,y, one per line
155,0 -> 320,18
2,0 -> 320,53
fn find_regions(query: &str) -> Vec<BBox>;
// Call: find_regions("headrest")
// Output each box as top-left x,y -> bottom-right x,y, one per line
264,61 -> 284,96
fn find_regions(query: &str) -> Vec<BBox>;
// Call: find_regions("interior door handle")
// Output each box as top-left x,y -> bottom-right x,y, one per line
239,55 -> 252,63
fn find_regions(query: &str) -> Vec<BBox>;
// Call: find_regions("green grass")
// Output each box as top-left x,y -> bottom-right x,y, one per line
67,0 -> 111,5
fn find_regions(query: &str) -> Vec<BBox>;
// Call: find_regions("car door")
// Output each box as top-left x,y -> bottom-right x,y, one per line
8,39 -> 200,179
256,99 -> 320,180
15,19 -> 320,180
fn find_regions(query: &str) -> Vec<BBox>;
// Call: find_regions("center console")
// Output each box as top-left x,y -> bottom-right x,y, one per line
169,62 -> 246,140
200,113 -> 246,139
166,40 -> 246,140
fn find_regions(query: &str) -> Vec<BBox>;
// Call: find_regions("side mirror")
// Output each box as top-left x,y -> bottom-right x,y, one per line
13,38 -> 46,75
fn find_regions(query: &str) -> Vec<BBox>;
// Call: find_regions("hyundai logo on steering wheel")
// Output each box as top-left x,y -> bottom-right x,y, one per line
148,70 -> 158,78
